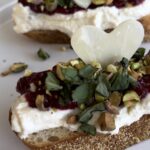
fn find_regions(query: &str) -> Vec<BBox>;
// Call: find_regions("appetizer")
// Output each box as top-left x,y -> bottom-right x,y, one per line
13,0 -> 150,43
10,20 -> 150,149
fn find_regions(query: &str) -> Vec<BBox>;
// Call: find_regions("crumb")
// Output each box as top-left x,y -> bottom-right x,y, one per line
61,46 -> 68,51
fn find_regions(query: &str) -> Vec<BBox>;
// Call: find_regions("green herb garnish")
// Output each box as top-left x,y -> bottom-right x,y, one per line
62,67 -> 78,82
79,64 -> 97,79
58,0 -> 74,7
37,49 -> 50,60
45,72 -> 62,91
79,124 -> 96,136
132,48 -> 145,61
96,74 -> 110,97
111,58 -> 132,91
30,47 -> 149,135
78,103 -> 105,123
72,83 -> 90,104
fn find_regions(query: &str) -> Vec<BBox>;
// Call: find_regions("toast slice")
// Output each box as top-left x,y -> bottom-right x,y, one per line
24,14 -> 150,44
9,110 -> 150,150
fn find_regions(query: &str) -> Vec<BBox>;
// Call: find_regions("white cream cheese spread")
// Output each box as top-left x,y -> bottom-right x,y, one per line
13,0 -> 150,37
11,94 -> 150,139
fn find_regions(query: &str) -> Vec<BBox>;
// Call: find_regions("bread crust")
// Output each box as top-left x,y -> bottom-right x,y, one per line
25,30 -> 70,44
9,109 -> 150,150
24,14 -> 150,43
139,14 -> 150,42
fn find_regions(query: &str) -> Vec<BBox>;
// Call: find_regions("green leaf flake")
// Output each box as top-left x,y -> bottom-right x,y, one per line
45,72 -> 62,91
111,70 -> 129,91
79,124 -> 96,136
120,57 -> 129,69
79,65 -> 97,79
78,103 -> 105,123
57,0 -> 65,6
60,84 -> 71,104
62,67 -> 78,82
37,49 -> 50,60
132,48 -> 146,61
96,74 -> 110,97
72,83 -> 90,104
58,0 -> 73,7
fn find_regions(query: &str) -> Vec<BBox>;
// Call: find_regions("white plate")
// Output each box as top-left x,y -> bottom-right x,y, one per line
0,1 -> 149,150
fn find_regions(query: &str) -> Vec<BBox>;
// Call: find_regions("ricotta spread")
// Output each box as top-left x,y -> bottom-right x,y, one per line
13,0 -> 150,37
11,94 -> 150,139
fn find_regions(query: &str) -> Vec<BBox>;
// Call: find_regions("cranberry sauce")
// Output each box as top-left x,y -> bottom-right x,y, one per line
135,75 -> 150,99
18,0 -> 144,15
17,70 -> 77,110
113,0 -> 144,8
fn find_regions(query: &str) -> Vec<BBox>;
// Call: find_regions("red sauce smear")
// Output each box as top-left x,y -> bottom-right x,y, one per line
16,70 -> 77,110
16,68 -> 150,110
135,75 -> 150,99
18,0 -> 144,15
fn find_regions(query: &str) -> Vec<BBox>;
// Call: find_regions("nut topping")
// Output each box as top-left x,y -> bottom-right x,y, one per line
35,95 -> 47,111
98,112 -> 116,131
105,101 -> 119,114
67,115 -> 77,124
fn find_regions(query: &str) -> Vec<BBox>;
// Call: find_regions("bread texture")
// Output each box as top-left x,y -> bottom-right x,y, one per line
24,14 -> 150,44
9,111 -> 150,150
139,14 -> 150,42
25,30 -> 70,44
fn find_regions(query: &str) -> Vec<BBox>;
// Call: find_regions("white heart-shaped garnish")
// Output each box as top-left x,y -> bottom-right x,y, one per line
73,0 -> 91,8
71,20 -> 144,66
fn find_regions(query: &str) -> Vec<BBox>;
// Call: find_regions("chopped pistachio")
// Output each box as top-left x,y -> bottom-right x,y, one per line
95,93 -> 105,102
109,91 -> 122,106
107,72 -> 114,80
98,112 -> 116,131
61,46 -> 67,51
1,62 -> 28,76
1,70 -> 11,77
44,0 -> 58,12
67,115 -> 77,124
80,103 -> 85,110
145,66 -> 150,74
128,70 -> 141,80
10,62 -> 28,73
24,69 -> 32,77
123,91 -> 140,102
91,61 -> 101,69
138,66 -> 146,75
144,55 -> 150,65
35,95 -> 47,111
123,91 -> 140,109
106,0 -> 113,5
106,64 -> 118,73
130,62 -> 141,70
70,59 -> 79,66
74,61 -> 85,69
37,48 -> 50,60
55,64 -> 65,80
124,100 -> 138,108
27,0 -> 43,4
105,101 -> 119,114
92,0 -> 107,5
